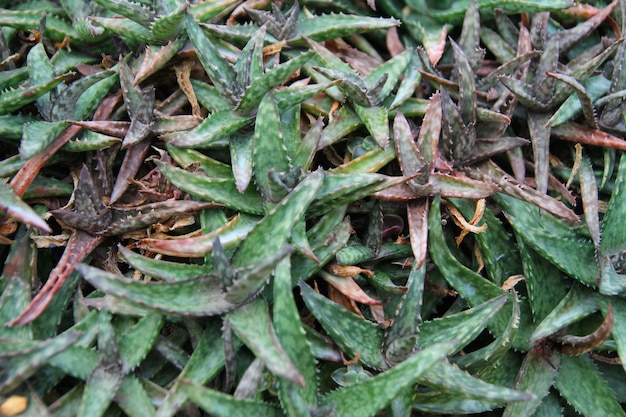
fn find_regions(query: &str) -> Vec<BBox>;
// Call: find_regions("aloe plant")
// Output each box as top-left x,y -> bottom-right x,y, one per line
1,0 -> 626,416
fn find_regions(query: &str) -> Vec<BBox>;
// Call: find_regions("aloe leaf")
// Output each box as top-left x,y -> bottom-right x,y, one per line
310,173 -> 406,216
447,197 -> 521,286
296,13 -> 399,42
319,340 -> 457,417
0,231 -> 35,339
353,104 -> 389,149
77,311 -> 123,417
503,345 -> 561,417
0,180 -> 51,232
0,9 -> 78,42
0,331 -> 81,394
117,312 -> 163,373
273,257 -> 318,411
252,91 -> 290,202
518,238 -> 569,322
0,72 -> 73,115
155,322 -> 226,417
119,245 -> 212,281
419,295 -> 507,353
600,153 -> 626,257
530,285 -> 597,342
151,1 -> 186,40
90,16 -> 160,47
54,69 -> 117,121
555,354 -> 626,417
104,200 -> 216,236
231,169 -> 323,269
300,281 -> 385,369
26,42 -> 56,120
184,15 -> 235,101
138,213 -> 258,258
412,391 -> 502,414
115,375 -> 156,417
383,261 -> 425,366
227,297 -> 304,385
495,193 -> 598,286
20,120 -> 69,160
156,162 -> 266,214
393,111 -> 428,189
595,296 -> 626,372
235,51 -> 314,115
291,217 -> 352,286
92,0 -> 155,26
428,196 -> 506,306
135,39 -> 185,85
76,263 -> 240,316
180,381 -> 283,417
165,143 -> 232,177
422,360 -> 533,403
161,109 -> 252,148
189,0 -> 238,21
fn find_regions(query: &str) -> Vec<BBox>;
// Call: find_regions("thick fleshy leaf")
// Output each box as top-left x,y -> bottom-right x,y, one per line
495,193 -> 598,286
0,180 -> 51,232
181,381 -> 283,417
319,340 -> 457,417
502,345 -> 561,417
76,263 -> 237,316
0,331 -> 81,394
300,281 -> 385,369
555,354 -> 626,417
273,257 -> 318,411
156,162 -> 266,214
161,110 -> 253,148
228,297 -> 304,385
231,169 -> 323,269
530,285 -> 598,342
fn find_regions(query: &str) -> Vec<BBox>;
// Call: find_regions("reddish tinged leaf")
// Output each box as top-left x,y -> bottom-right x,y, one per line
416,92 -> 441,168
7,231 -> 103,326
372,173 -> 497,201
556,304 -> 614,356
0,181 -> 51,232
407,199 -> 429,269
467,162 -> 579,222
110,140 -> 151,203
68,120 -> 130,138
319,270 -> 382,306
551,122 -> 626,151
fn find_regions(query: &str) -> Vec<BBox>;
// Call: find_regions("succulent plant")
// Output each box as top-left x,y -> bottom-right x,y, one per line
2,0 -> 626,416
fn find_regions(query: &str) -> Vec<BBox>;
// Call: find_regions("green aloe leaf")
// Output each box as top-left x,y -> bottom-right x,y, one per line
495,193 -> 598,287
181,381 -> 283,417
20,120 -> 69,160
419,295 -> 507,352
0,331 -> 81,394
252,91 -> 290,202
0,72 -> 73,115
0,180 -> 51,232
235,51 -> 314,115
231,169 -> 323,269
92,0 -> 155,26
273,257 -> 318,413
75,263 -> 235,316
117,312 -> 163,372
119,245 -> 213,281
296,13 -> 400,42
422,360 -> 533,403
555,354 -> 626,417
530,285 -> 597,342
156,161 -> 266,214
116,375 -> 156,417
77,311 -> 123,417
502,346 -> 561,417
155,322 -> 226,417
353,104 -> 389,149
299,280 -> 385,369
228,297 -> 304,385
319,340 -> 457,417
161,109 -> 252,148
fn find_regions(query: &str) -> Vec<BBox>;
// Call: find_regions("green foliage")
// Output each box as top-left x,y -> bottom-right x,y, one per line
1,0 -> 626,416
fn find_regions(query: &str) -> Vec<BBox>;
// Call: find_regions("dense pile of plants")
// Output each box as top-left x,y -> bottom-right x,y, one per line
1,0 -> 626,415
